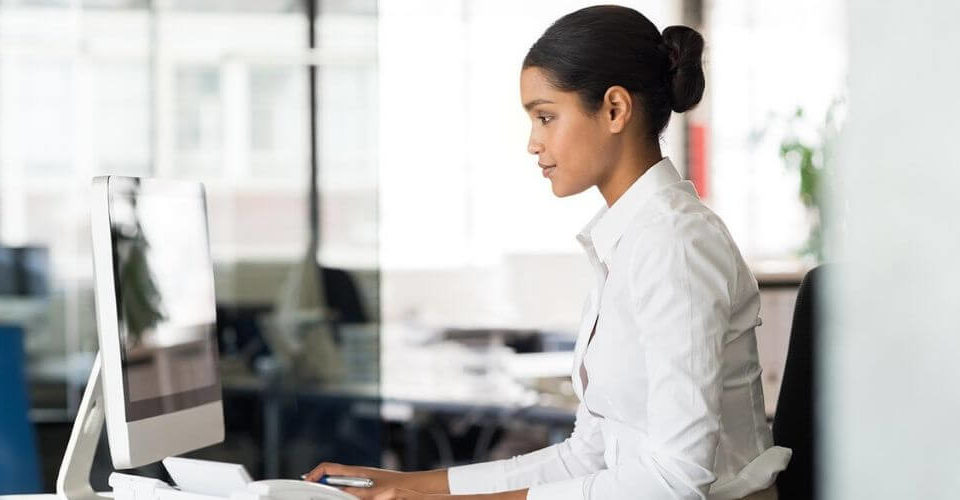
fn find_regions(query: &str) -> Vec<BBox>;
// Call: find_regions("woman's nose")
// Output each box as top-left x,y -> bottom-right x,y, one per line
527,136 -> 542,155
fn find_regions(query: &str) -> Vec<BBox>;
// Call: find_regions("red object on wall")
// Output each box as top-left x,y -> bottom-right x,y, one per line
688,123 -> 709,199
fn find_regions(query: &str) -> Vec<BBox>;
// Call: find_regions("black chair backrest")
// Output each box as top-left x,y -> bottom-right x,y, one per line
773,265 -> 823,500
320,266 -> 369,324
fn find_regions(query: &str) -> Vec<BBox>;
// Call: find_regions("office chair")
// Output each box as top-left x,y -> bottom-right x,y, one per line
319,266 -> 369,324
773,265 -> 824,500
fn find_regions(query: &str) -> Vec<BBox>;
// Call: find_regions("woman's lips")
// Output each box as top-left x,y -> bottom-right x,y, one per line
540,164 -> 556,178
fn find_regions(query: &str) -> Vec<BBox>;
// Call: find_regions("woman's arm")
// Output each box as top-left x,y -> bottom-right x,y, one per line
525,217 -> 734,500
407,469 -> 451,494
303,464 -> 450,494
454,492 -> 527,500
341,487 -> 529,500
305,403 -> 606,497
446,401 -> 606,494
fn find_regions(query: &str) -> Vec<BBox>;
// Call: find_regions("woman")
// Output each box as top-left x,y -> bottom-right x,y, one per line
305,5 -> 791,499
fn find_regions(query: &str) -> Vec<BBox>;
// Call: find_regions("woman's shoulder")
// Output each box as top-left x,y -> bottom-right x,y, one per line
613,185 -> 744,302
622,181 -> 735,253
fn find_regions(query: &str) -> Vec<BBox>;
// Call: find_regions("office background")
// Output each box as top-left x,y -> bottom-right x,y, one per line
0,0 -> 837,486
7,1 -> 949,499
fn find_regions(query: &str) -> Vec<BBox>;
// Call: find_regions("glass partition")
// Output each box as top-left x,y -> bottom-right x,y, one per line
0,0 -> 380,492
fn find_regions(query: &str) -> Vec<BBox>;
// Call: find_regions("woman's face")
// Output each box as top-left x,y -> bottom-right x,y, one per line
520,67 -> 616,197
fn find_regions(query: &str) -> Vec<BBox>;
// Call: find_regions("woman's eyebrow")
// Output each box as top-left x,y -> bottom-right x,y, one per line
523,98 -> 555,111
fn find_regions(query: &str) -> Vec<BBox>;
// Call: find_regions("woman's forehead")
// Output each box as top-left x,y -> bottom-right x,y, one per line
520,68 -> 572,107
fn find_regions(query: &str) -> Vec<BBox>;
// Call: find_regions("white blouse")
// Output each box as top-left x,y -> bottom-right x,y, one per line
448,157 -> 791,499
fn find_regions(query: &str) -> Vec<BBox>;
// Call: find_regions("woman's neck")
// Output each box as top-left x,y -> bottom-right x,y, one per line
598,141 -> 664,207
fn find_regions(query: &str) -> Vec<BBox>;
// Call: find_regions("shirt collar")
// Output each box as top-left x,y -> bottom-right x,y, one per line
576,156 -> 682,265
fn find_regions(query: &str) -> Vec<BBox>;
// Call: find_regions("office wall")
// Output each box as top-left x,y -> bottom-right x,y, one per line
0,2 -> 384,486
825,1 -> 960,498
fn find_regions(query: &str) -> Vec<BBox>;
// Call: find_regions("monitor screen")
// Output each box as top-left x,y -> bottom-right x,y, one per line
107,178 -> 220,422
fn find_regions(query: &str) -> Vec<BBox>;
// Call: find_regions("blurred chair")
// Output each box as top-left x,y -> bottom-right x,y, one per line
320,267 -> 369,324
0,324 -> 42,494
215,266 -> 369,364
773,266 -> 824,500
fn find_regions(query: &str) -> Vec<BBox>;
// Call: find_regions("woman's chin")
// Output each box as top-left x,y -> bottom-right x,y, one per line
550,182 -> 567,197
550,181 -> 587,198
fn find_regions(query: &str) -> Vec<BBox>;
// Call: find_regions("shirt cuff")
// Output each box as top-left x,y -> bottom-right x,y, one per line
447,460 -> 509,494
709,445 -> 792,499
527,475 -> 589,500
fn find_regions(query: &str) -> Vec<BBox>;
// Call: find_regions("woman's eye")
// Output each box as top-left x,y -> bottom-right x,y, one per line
538,115 -> 554,125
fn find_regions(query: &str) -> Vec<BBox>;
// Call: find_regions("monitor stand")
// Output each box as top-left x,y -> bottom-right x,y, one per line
56,352 -> 110,500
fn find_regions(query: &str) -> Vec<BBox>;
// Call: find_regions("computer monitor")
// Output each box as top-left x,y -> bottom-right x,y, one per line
89,176 -> 223,469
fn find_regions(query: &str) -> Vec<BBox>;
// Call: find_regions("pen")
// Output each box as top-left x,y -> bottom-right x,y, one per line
300,474 -> 374,488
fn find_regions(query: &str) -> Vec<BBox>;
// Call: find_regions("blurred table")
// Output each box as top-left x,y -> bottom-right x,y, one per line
19,321 -> 578,477
220,322 -> 578,473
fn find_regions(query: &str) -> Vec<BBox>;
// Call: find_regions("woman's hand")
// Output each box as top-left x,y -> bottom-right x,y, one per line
340,486 -> 434,500
340,488 -> 527,500
302,462 -> 449,495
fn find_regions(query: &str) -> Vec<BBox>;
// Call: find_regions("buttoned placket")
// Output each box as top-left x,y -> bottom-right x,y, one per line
572,231 -> 609,404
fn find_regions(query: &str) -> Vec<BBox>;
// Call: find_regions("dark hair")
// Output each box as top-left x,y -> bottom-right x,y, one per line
523,5 -> 705,139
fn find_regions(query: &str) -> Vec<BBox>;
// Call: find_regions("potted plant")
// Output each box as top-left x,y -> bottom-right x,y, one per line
778,99 -> 844,263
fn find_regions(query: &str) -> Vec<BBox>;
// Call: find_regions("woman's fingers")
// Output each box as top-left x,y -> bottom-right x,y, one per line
341,486 -> 378,499
372,489 -> 401,500
341,487 -> 363,499
302,461 -> 352,482
343,487 -> 410,500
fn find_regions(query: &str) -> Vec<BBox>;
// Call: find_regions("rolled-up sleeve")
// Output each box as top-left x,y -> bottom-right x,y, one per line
527,217 -> 734,500
448,401 -> 607,495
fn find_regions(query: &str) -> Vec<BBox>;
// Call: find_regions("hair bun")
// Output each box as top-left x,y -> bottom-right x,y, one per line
660,25 -> 705,113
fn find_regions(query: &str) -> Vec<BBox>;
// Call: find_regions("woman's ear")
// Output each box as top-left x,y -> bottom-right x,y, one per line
602,86 -> 633,134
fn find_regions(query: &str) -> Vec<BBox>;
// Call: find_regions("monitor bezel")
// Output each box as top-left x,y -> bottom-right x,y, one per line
91,176 -> 224,469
